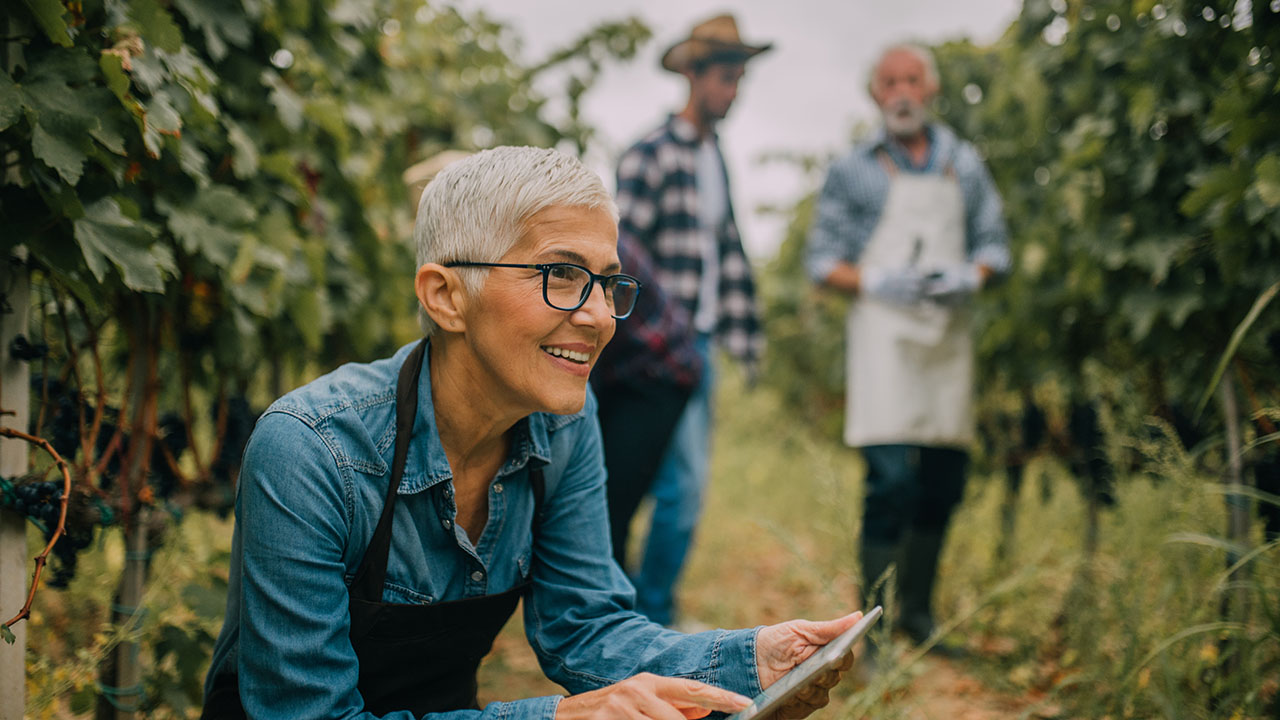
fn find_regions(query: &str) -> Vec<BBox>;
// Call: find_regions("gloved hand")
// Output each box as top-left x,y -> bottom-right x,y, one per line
923,263 -> 983,306
860,265 -> 925,305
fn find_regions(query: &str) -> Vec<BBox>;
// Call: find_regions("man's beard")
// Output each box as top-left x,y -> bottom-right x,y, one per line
882,98 -> 929,137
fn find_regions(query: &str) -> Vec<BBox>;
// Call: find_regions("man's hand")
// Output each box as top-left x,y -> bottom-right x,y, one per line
922,263 -> 984,306
754,612 -> 864,720
860,266 -> 925,305
555,673 -> 752,720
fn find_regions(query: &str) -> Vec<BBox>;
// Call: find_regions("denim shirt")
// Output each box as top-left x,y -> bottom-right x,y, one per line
204,341 -> 763,719
806,123 -> 1011,284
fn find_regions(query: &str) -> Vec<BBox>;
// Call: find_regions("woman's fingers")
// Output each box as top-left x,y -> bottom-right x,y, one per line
756,611 -> 864,687
656,676 -> 753,717
555,673 -> 752,720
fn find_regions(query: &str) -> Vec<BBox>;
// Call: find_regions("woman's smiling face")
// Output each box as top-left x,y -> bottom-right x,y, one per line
459,204 -> 619,417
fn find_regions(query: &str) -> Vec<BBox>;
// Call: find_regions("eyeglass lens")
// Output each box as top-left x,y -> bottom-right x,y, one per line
545,265 -> 638,317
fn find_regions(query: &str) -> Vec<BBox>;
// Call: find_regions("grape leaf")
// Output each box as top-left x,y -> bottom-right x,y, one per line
0,72 -> 21,130
20,0 -> 72,47
73,198 -> 172,292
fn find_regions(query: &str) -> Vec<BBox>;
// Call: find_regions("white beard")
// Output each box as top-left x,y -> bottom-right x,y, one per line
882,99 -> 928,138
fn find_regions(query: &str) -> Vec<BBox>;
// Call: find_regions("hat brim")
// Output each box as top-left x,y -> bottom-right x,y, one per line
661,39 -> 773,74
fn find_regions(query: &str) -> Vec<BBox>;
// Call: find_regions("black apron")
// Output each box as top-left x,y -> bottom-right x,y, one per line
203,340 -> 543,718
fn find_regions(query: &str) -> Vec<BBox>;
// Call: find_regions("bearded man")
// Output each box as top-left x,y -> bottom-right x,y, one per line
806,44 -> 1010,648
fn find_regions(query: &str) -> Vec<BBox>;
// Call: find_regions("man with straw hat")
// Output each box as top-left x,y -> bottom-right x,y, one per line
611,14 -> 771,628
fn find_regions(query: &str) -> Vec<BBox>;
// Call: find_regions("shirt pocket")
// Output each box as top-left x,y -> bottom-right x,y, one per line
382,580 -> 435,605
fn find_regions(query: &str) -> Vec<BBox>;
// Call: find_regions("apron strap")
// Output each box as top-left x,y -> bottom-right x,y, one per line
351,339 -> 428,601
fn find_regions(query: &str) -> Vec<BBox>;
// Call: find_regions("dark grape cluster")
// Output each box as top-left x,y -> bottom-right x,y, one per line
48,520 -> 94,588
33,376 -> 84,460
5,478 -> 64,527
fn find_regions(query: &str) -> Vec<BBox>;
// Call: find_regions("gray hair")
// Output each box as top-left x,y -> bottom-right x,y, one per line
867,43 -> 940,96
412,146 -> 619,336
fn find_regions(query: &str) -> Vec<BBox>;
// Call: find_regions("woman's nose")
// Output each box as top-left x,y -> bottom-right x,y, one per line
571,281 -> 614,326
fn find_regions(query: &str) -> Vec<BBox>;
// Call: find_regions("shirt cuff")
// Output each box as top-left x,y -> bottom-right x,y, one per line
488,695 -> 561,720
970,243 -> 1011,276
706,627 -> 764,699
806,254 -> 840,286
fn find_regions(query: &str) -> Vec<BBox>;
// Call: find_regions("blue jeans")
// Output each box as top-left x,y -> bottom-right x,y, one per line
634,335 -> 714,625
861,444 -> 968,544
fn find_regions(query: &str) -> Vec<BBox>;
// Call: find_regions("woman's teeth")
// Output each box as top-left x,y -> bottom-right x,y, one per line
543,346 -> 589,363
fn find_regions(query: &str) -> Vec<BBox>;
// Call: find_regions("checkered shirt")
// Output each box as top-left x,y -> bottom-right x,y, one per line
615,114 -> 764,370
591,235 -> 703,391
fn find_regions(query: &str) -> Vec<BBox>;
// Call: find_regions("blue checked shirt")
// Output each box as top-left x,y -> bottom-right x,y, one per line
616,115 -> 764,370
806,123 -> 1011,283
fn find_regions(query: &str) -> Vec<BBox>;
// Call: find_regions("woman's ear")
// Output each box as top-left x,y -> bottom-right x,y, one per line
415,263 -> 468,334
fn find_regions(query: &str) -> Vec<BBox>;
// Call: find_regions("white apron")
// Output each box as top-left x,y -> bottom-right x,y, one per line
844,154 -> 974,448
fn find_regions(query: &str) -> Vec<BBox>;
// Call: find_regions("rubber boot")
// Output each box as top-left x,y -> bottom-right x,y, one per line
859,541 -> 900,611
897,529 -> 945,645
856,540 -> 900,679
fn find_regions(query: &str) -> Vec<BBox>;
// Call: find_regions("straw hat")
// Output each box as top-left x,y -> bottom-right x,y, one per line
403,149 -> 473,213
660,14 -> 773,74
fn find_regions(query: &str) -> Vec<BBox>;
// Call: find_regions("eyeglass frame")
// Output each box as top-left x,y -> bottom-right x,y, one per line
442,261 -> 643,319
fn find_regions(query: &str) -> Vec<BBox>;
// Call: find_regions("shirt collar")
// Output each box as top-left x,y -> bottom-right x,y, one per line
866,122 -> 956,172
398,340 -> 552,495
666,113 -> 714,146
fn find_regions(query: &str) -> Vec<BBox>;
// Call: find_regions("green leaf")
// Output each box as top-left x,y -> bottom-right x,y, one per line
262,71 -> 304,132
177,136 -> 210,186
1254,155 -> 1280,209
73,197 -> 172,292
99,53 -> 132,103
21,0 -> 73,47
146,90 -> 183,134
89,110 -> 131,156
224,118 -> 259,178
128,0 -> 184,54
158,186 -> 255,266
1,623 -> 14,644
171,0 -> 252,62
1194,280 -> 1280,419
1180,165 -> 1246,219
0,72 -> 21,131
32,114 -> 92,185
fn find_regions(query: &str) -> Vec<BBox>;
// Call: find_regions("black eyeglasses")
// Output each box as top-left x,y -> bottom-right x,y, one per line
444,262 -> 642,319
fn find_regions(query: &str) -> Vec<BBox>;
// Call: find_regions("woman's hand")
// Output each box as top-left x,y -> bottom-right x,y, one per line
754,612 -> 864,720
555,672 -> 752,720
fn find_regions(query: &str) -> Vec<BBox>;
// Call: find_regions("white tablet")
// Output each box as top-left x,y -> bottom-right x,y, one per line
727,606 -> 882,720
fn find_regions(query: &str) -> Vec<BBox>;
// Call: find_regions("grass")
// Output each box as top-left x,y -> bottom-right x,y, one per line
20,367 -> 1280,718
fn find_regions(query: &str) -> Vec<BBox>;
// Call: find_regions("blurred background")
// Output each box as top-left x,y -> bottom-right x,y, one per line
1,0 -> 1277,718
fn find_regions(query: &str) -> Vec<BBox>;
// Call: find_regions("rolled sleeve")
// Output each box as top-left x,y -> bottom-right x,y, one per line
704,627 -> 764,699
524,392 -> 764,699
961,151 -> 1011,277
806,158 -> 878,284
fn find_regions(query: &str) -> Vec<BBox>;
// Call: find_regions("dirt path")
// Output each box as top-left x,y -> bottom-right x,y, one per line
895,655 -> 1043,720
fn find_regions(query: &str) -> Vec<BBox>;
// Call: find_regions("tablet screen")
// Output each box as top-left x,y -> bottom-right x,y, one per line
727,606 -> 882,720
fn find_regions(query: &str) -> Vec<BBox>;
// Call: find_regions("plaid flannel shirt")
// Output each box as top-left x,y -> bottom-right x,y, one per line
591,234 -> 704,391
615,114 -> 764,370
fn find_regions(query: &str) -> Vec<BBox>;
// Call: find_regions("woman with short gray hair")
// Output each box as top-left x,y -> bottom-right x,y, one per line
202,146 -> 862,720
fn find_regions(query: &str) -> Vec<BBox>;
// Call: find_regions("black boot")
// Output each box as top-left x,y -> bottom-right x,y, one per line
859,541 -> 900,611
897,529 -> 945,645
857,540 -> 900,676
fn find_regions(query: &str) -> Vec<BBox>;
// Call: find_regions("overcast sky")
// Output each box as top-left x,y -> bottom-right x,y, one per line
459,0 -> 1023,258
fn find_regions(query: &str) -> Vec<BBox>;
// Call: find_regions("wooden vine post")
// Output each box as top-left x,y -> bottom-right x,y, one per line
0,254 -> 30,720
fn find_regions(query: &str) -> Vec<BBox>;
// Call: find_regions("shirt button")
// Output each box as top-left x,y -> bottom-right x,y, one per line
493,483 -> 504,494
470,570 -> 485,582
442,518 -> 452,530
